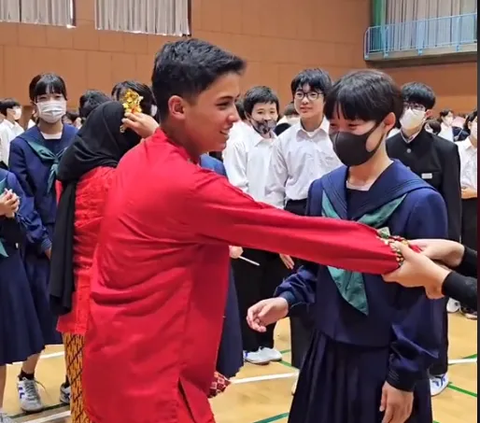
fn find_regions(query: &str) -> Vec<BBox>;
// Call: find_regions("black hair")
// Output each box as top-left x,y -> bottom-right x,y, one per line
111,80 -> 156,117
235,99 -> 246,120
401,82 -> 436,110
424,118 -> 441,135
242,86 -> 280,116
274,122 -> 292,136
283,102 -> 298,117
152,38 -> 246,120
324,70 -> 403,124
290,68 -> 333,97
0,98 -> 21,116
79,90 -> 111,120
30,73 -> 68,102
64,110 -> 79,123
463,108 -> 477,132
438,108 -> 453,123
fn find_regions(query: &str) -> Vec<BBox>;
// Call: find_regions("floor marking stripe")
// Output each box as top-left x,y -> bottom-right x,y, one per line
252,412 -> 289,423
232,373 -> 298,384
447,383 -> 477,398
22,410 -> 70,423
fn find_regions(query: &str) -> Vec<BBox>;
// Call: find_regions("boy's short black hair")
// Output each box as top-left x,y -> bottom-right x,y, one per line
79,90 -> 111,119
111,80 -> 156,116
235,99 -> 246,120
463,108 -> 477,132
283,102 -> 298,117
401,82 -> 436,110
242,86 -> 279,116
291,68 -> 333,97
30,73 -> 68,102
152,38 -> 246,120
65,110 -> 79,122
424,118 -> 441,135
0,98 -> 21,116
324,70 -> 403,124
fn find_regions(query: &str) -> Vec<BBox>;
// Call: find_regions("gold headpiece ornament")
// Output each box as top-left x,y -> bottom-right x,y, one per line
120,89 -> 143,132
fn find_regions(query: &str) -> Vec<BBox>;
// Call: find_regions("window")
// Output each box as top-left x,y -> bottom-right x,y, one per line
0,0 -> 75,27
95,0 -> 190,36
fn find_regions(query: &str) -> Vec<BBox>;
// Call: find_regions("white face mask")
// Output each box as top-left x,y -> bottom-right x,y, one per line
400,109 -> 426,130
37,99 -> 67,124
470,122 -> 477,140
12,107 -> 22,121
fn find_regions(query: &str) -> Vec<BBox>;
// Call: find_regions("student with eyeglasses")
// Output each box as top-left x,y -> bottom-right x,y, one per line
386,82 -> 462,397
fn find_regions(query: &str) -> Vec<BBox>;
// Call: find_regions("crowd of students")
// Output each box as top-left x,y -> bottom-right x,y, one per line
0,38 -> 477,423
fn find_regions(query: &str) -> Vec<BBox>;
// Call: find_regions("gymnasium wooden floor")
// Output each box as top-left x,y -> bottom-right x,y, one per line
4,314 -> 477,423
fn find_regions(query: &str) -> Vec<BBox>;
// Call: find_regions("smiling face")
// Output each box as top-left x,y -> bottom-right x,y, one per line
293,83 -> 324,120
167,72 -> 241,155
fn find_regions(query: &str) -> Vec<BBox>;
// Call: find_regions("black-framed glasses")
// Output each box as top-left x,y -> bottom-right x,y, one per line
403,102 -> 426,112
294,91 -> 322,101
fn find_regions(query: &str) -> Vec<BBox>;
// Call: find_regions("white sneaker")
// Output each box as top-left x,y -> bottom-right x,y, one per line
244,349 -> 271,365
60,382 -> 71,405
261,347 -> 283,362
0,412 -> 14,423
17,378 -> 44,413
430,373 -> 449,396
447,299 -> 460,313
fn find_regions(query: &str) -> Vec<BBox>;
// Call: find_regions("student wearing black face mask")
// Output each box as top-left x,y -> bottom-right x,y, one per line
223,86 -> 286,365
249,70 -> 446,423
386,82 -> 461,397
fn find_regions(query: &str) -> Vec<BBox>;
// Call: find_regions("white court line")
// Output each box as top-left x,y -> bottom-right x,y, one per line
232,372 -> 298,384
24,410 -> 70,423
448,358 -> 477,365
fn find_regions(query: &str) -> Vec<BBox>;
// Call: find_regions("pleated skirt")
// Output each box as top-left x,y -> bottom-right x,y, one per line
288,330 -> 433,423
0,249 -> 44,365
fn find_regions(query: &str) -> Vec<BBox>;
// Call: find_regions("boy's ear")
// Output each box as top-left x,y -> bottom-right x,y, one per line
425,109 -> 434,118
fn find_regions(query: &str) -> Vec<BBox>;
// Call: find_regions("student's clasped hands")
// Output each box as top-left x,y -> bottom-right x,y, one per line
0,189 -> 19,218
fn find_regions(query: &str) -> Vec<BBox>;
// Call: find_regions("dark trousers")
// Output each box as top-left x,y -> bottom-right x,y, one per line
429,297 -> 449,376
285,199 -> 315,369
461,198 -> 477,250
0,161 -> 8,170
233,248 -> 288,352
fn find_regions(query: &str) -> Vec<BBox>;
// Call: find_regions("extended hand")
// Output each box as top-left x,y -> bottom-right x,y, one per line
122,112 -> 159,139
383,242 -> 448,299
247,298 -> 288,333
410,238 -> 465,268
379,382 -> 413,423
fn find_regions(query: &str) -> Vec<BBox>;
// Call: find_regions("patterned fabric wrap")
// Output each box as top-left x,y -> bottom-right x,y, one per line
63,333 -> 91,423
208,371 -> 231,398
377,232 -> 421,265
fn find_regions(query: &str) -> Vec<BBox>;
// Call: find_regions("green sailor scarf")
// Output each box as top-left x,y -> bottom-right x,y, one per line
321,191 -> 407,315
0,177 -> 8,257
26,141 -> 66,193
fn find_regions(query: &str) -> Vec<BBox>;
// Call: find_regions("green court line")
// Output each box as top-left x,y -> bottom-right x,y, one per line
252,412 -> 289,423
12,403 -> 67,419
277,353 -> 477,399
448,383 -> 477,398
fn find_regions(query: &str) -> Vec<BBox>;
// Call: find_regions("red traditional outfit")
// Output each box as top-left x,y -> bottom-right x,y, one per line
83,129 -> 404,423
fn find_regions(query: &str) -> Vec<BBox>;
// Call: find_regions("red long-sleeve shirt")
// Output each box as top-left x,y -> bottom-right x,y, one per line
83,129 -> 400,423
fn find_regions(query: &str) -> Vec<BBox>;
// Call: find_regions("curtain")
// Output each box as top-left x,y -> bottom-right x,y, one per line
385,0 -> 477,51
0,0 -> 74,26
96,0 -> 190,36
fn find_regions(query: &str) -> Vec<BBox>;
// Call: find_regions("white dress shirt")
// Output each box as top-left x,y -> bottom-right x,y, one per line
457,138 -> 477,191
438,123 -> 454,142
223,123 -> 276,203
0,120 -> 24,165
265,119 -> 342,209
